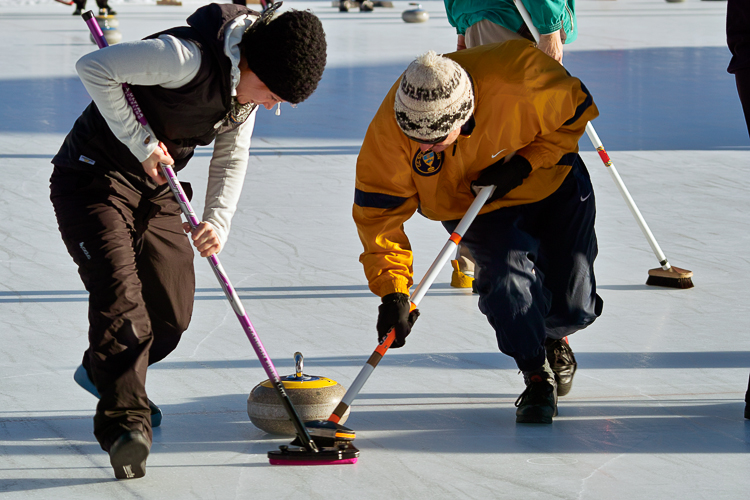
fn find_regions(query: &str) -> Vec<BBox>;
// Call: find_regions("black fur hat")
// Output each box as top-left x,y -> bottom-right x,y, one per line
241,8 -> 327,104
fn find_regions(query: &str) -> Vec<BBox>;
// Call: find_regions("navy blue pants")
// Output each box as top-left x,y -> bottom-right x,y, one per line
442,155 -> 603,372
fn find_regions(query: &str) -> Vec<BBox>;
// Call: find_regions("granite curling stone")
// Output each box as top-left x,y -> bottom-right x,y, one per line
247,352 -> 350,436
402,3 -> 429,23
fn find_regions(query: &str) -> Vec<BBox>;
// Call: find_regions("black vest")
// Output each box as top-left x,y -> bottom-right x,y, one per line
52,3 -> 257,190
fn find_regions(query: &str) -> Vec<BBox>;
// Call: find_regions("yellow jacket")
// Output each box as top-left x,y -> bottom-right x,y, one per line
353,40 -> 599,298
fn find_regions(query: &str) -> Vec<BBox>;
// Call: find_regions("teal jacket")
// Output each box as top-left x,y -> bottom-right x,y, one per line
444,0 -> 577,43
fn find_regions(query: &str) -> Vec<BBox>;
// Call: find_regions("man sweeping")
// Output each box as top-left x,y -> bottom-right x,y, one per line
353,43 -> 603,424
50,2 -> 326,479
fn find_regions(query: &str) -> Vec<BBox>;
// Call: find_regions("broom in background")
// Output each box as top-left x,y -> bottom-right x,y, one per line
514,0 -> 693,289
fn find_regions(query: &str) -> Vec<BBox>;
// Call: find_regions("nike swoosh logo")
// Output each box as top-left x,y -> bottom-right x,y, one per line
580,193 -> 592,202
491,149 -> 506,158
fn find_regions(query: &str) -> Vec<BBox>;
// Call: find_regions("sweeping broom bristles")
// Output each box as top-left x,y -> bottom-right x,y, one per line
646,266 -> 694,289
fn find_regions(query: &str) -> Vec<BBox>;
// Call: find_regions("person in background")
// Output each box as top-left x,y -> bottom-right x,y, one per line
445,0 -> 576,62
71,0 -> 116,16
726,0 -> 750,419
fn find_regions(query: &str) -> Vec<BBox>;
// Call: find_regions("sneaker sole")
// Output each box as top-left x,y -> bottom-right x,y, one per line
110,433 -> 149,480
516,406 -> 557,424
516,414 -> 554,424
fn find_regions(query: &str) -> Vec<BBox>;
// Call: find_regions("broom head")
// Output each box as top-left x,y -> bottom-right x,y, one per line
646,266 -> 694,289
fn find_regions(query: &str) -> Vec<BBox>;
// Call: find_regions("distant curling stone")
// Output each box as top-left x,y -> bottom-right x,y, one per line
402,3 -> 428,23
247,352 -> 350,436
89,8 -> 121,45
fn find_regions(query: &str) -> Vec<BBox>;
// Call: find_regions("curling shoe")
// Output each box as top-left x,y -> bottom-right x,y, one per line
339,1 -> 351,12
515,363 -> 557,424
72,7 -> 82,15
545,337 -> 577,397
360,0 -> 374,11
74,364 -> 162,427
450,260 -> 475,289
109,431 -> 150,480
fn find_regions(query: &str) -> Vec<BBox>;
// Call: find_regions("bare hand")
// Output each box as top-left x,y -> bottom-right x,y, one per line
538,30 -> 563,64
141,142 -> 173,185
183,221 -> 222,257
457,34 -> 466,51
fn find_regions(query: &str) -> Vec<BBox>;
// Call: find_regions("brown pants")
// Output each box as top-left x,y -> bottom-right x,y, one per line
50,167 -> 195,451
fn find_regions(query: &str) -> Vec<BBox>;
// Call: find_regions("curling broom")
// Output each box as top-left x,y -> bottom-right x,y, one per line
514,0 -> 693,289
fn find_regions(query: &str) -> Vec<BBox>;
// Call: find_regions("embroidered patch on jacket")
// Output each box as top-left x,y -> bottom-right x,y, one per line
78,155 -> 95,165
412,150 -> 444,177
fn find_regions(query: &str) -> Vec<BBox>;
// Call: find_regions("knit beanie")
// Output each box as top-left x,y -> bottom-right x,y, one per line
394,51 -> 474,142
241,8 -> 327,104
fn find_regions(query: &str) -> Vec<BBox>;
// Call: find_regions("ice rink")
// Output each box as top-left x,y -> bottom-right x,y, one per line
1,0 -> 749,498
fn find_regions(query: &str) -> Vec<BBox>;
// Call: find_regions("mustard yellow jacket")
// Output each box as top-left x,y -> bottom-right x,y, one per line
353,40 -> 598,298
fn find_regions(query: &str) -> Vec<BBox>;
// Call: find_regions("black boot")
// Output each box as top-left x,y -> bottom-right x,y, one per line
96,0 -> 115,15
515,362 -> 557,424
109,431 -> 150,480
545,337 -> 577,396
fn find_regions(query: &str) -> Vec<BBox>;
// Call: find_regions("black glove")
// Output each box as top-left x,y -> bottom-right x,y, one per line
376,293 -> 420,348
471,155 -> 532,204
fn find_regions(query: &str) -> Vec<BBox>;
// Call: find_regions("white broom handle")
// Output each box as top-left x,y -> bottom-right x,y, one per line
583,124 -> 670,268
513,0 -> 671,271
327,186 -> 495,423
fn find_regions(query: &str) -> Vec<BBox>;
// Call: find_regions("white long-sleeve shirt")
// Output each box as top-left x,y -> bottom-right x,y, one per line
75,14 -> 258,248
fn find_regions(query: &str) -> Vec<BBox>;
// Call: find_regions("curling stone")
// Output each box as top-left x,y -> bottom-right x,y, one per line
402,2 -> 429,23
89,8 -> 121,45
247,352 -> 350,436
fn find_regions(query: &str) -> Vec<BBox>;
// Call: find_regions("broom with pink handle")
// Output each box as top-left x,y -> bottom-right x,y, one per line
82,10 -> 359,465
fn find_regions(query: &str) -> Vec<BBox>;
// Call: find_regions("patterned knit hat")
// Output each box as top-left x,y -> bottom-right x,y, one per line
394,51 -> 474,143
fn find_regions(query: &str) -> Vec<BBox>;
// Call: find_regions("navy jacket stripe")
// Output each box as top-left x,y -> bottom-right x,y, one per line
354,189 -> 409,209
563,81 -> 593,126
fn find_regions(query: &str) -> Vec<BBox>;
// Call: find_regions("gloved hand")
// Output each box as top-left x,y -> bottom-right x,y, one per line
376,293 -> 420,348
471,155 -> 532,204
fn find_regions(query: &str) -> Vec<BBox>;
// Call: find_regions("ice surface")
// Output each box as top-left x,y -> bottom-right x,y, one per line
0,1 -> 748,499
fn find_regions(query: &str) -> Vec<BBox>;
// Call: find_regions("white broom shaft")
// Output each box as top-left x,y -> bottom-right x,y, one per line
584,124 -> 670,268
333,186 -> 494,415
411,185 -> 494,305
514,0 -> 671,271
